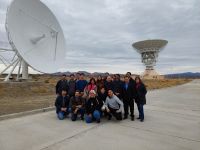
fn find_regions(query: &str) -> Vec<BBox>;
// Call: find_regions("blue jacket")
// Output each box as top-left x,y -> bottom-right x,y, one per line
76,80 -> 88,92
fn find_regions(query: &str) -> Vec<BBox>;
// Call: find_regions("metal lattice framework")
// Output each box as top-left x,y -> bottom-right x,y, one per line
132,39 -> 168,70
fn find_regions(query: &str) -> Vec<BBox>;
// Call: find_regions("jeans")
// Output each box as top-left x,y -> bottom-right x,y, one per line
137,103 -> 144,120
71,108 -> 85,121
85,110 -> 101,123
57,107 -> 71,120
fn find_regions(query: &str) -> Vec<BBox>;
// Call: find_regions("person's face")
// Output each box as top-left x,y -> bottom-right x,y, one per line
124,77 -> 129,83
126,73 -> 131,78
113,75 -> 116,80
61,75 -> 66,80
136,78 -> 140,84
116,75 -> 120,80
107,76 -> 112,82
89,93 -> 95,98
62,90 -> 67,96
98,76 -> 101,80
80,75 -> 84,80
91,80 -> 95,84
100,88 -> 105,94
75,92 -> 79,97
70,75 -> 74,80
108,90 -> 113,97
76,74 -> 80,79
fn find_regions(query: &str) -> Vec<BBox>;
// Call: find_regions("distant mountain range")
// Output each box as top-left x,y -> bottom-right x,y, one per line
165,72 -> 200,78
48,71 -> 200,78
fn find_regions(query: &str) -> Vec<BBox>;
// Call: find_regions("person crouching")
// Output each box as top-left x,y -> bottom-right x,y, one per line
70,90 -> 85,121
55,89 -> 71,120
102,89 -> 124,120
85,90 -> 102,123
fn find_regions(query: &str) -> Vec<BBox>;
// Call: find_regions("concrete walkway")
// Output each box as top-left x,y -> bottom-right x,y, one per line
0,80 -> 200,150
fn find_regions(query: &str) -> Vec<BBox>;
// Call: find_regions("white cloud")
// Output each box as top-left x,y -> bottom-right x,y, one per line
0,0 -> 200,74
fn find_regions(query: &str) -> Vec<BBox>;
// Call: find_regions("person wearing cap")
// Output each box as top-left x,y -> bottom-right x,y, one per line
103,89 -> 124,120
55,89 -> 71,120
70,90 -> 85,121
55,74 -> 69,96
85,90 -> 102,123
76,73 -> 88,95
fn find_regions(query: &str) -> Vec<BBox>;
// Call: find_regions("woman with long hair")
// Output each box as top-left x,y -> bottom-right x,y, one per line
83,78 -> 97,100
135,76 -> 147,122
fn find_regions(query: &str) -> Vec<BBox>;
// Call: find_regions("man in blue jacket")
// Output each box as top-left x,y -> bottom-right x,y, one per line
76,73 -> 88,94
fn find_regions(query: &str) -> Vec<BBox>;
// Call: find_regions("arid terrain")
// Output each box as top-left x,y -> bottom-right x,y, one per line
0,74 -> 192,116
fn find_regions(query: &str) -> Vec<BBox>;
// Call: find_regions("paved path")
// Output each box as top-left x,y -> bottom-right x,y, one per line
0,80 -> 200,150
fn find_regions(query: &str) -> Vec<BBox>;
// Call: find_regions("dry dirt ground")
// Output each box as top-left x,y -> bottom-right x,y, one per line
0,75 -> 191,116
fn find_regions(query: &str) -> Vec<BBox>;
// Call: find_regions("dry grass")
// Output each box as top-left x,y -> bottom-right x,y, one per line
0,75 -> 192,116
143,79 -> 192,90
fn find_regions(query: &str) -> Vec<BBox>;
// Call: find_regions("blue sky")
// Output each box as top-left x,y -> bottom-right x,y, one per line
0,0 -> 200,74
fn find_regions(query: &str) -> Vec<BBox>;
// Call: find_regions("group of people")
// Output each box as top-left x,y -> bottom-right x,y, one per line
55,72 -> 147,123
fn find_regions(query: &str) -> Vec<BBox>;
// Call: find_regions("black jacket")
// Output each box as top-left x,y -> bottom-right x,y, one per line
71,96 -> 85,112
55,95 -> 70,113
68,79 -> 76,96
85,97 -> 102,114
104,81 -> 114,93
122,81 -> 137,101
97,92 -> 107,103
113,80 -> 123,99
135,83 -> 147,105
55,80 -> 69,95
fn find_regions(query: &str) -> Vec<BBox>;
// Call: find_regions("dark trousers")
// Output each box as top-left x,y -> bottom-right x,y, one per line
123,99 -> 134,117
71,108 -> 85,121
137,103 -> 144,119
106,106 -> 122,120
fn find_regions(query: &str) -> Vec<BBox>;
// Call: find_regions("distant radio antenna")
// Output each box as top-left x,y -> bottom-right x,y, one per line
0,0 -> 66,81
132,39 -> 168,78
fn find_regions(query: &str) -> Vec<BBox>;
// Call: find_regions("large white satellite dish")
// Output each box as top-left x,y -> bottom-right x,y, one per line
1,0 -> 66,81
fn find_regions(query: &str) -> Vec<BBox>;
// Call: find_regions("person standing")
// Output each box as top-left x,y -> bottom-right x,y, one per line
104,76 -> 114,94
103,90 -> 124,120
76,73 -> 88,95
122,75 -> 137,121
135,76 -> 147,122
55,74 -> 69,96
68,74 -> 76,98
113,74 -> 123,100
85,90 -> 102,123
96,75 -> 104,93
55,89 -> 70,120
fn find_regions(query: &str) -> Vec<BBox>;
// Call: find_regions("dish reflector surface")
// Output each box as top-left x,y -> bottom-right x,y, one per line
6,0 -> 66,73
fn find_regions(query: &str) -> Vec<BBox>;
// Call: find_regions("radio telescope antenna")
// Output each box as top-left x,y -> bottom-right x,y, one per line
132,39 -> 168,78
0,0 -> 66,81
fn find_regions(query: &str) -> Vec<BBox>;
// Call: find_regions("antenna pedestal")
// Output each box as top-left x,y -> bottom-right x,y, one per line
22,60 -> 28,79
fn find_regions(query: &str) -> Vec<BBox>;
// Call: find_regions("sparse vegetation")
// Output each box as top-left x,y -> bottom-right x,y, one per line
0,75 -> 192,116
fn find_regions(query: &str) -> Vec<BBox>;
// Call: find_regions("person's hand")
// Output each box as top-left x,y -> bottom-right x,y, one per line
106,108 -> 110,113
74,108 -> 78,113
116,109 -> 121,113
61,107 -> 67,112
89,114 -> 92,117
